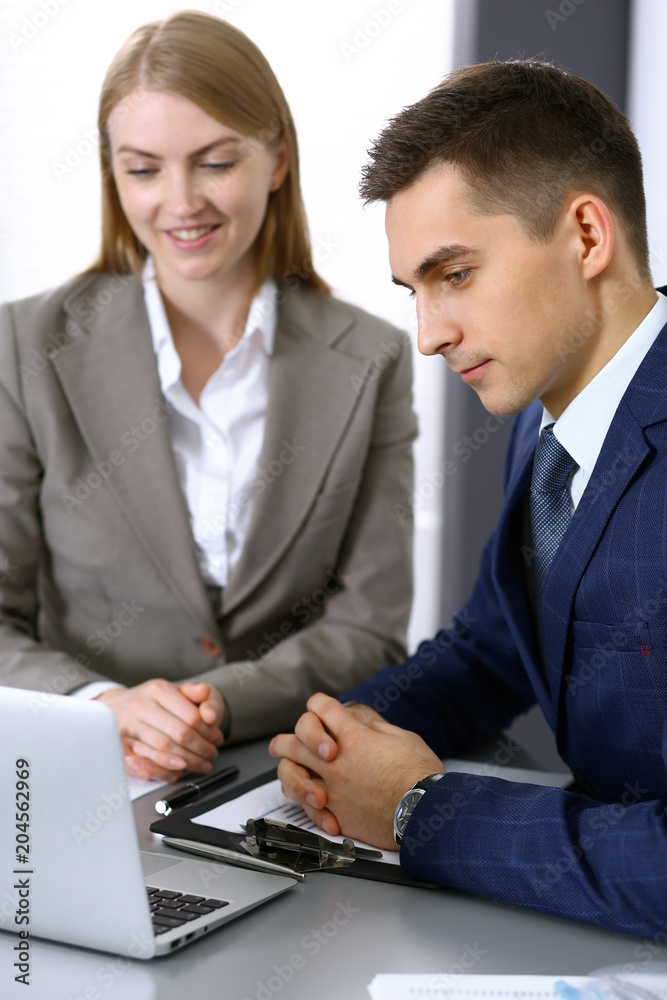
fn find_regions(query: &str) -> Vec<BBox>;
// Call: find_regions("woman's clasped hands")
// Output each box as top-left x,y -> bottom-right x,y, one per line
97,679 -> 225,782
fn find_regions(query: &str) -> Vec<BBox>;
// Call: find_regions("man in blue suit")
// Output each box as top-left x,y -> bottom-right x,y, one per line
269,59 -> 667,938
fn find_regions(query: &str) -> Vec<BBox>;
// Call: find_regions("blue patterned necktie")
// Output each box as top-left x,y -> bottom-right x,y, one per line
530,425 -> 578,597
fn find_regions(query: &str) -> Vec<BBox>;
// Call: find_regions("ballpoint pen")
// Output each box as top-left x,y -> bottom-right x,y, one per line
161,836 -> 306,881
154,765 -> 240,815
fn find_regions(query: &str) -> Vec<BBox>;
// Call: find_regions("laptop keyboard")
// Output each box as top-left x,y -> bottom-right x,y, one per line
146,887 -> 229,935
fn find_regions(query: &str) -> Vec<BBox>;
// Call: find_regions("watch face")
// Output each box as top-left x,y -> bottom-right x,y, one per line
395,788 -> 425,840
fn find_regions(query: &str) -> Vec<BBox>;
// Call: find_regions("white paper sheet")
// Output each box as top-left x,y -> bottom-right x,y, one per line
367,975 -> 592,1000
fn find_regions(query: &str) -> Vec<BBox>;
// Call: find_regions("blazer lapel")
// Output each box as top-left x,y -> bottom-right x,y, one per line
542,318 -> 667,722
221,290 -> 369,616
51,273 -> 217,633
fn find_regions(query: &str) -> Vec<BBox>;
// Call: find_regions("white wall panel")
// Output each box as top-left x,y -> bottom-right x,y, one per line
629,0 -> 667,289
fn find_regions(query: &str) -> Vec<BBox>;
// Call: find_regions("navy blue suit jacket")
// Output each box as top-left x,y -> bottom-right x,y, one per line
344,311 -> 667,938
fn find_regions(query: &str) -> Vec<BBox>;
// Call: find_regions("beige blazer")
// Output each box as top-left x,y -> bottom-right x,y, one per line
0,272 -> 417,741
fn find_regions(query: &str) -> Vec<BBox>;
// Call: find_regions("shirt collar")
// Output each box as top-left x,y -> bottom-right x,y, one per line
142,256 -> 278,394
542,290 -> 667,475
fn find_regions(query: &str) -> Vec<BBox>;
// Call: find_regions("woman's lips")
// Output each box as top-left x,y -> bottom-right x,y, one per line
164,224 -> 221,250
460,359 -> 492,383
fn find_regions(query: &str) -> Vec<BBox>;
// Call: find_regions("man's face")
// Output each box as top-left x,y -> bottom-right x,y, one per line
386,165 -> 595,417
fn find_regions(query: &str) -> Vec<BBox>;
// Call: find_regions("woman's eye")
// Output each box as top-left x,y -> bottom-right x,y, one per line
126,168 -> 157,177
202,161 -> 236,171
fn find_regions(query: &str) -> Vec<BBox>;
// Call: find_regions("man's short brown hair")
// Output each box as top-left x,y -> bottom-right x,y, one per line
360,60 -> 650,279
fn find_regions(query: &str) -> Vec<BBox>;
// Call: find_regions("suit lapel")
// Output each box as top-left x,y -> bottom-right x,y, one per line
542,409 -> 650,718
542,318 -> 667,721
51,273 -> 217,634
221,290 -> 368,616
493,320 -> 667,728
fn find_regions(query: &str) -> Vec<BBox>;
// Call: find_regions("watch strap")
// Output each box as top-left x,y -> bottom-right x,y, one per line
413,773 -> 446,793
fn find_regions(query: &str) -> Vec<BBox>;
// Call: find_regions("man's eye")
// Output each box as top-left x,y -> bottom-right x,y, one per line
446,268 -> 473,286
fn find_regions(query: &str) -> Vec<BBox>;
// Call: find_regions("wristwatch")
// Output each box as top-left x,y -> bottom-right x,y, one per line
393,773 -> 445,846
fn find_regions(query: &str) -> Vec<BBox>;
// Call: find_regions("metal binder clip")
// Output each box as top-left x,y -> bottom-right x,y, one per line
243,817 -> 380,873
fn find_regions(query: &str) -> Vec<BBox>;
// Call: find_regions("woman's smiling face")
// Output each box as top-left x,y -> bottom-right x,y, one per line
108,90 -> 288,293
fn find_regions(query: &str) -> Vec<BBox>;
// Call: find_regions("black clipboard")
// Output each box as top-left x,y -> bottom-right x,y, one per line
150,767 -> 439,889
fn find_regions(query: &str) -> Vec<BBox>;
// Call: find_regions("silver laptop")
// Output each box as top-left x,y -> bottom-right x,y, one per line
0,686 -> 296,959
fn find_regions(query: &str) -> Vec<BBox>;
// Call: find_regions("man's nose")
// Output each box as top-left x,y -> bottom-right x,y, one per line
416,296 -> 462,356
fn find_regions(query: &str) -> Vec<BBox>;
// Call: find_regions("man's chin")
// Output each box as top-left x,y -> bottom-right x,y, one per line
471,387 -> 531,418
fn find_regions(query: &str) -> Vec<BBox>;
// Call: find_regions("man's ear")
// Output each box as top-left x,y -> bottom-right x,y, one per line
567,194 -> 614,279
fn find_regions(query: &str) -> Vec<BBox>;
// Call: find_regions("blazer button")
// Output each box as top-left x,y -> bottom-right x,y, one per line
200,636 -> 221,658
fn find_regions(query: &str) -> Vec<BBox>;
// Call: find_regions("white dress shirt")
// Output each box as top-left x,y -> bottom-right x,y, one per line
542,291 -> 667,511
143,258 -> 277,587
72,261 -> 278,701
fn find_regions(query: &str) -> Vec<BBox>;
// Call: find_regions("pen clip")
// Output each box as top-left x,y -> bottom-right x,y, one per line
243,817 -> 360,872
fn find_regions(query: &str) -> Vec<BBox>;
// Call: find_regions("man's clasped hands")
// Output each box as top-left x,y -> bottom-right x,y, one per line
269,694 -> 445,851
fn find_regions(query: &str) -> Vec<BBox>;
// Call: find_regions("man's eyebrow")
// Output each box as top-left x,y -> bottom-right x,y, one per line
391,244 -> 480,289
115,137 -> 242,158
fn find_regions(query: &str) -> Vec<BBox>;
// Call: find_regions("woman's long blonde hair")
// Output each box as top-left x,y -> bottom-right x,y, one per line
90,10 -> 329,294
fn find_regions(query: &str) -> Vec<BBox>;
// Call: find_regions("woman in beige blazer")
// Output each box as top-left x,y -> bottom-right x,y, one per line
0,12 -> 416,782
